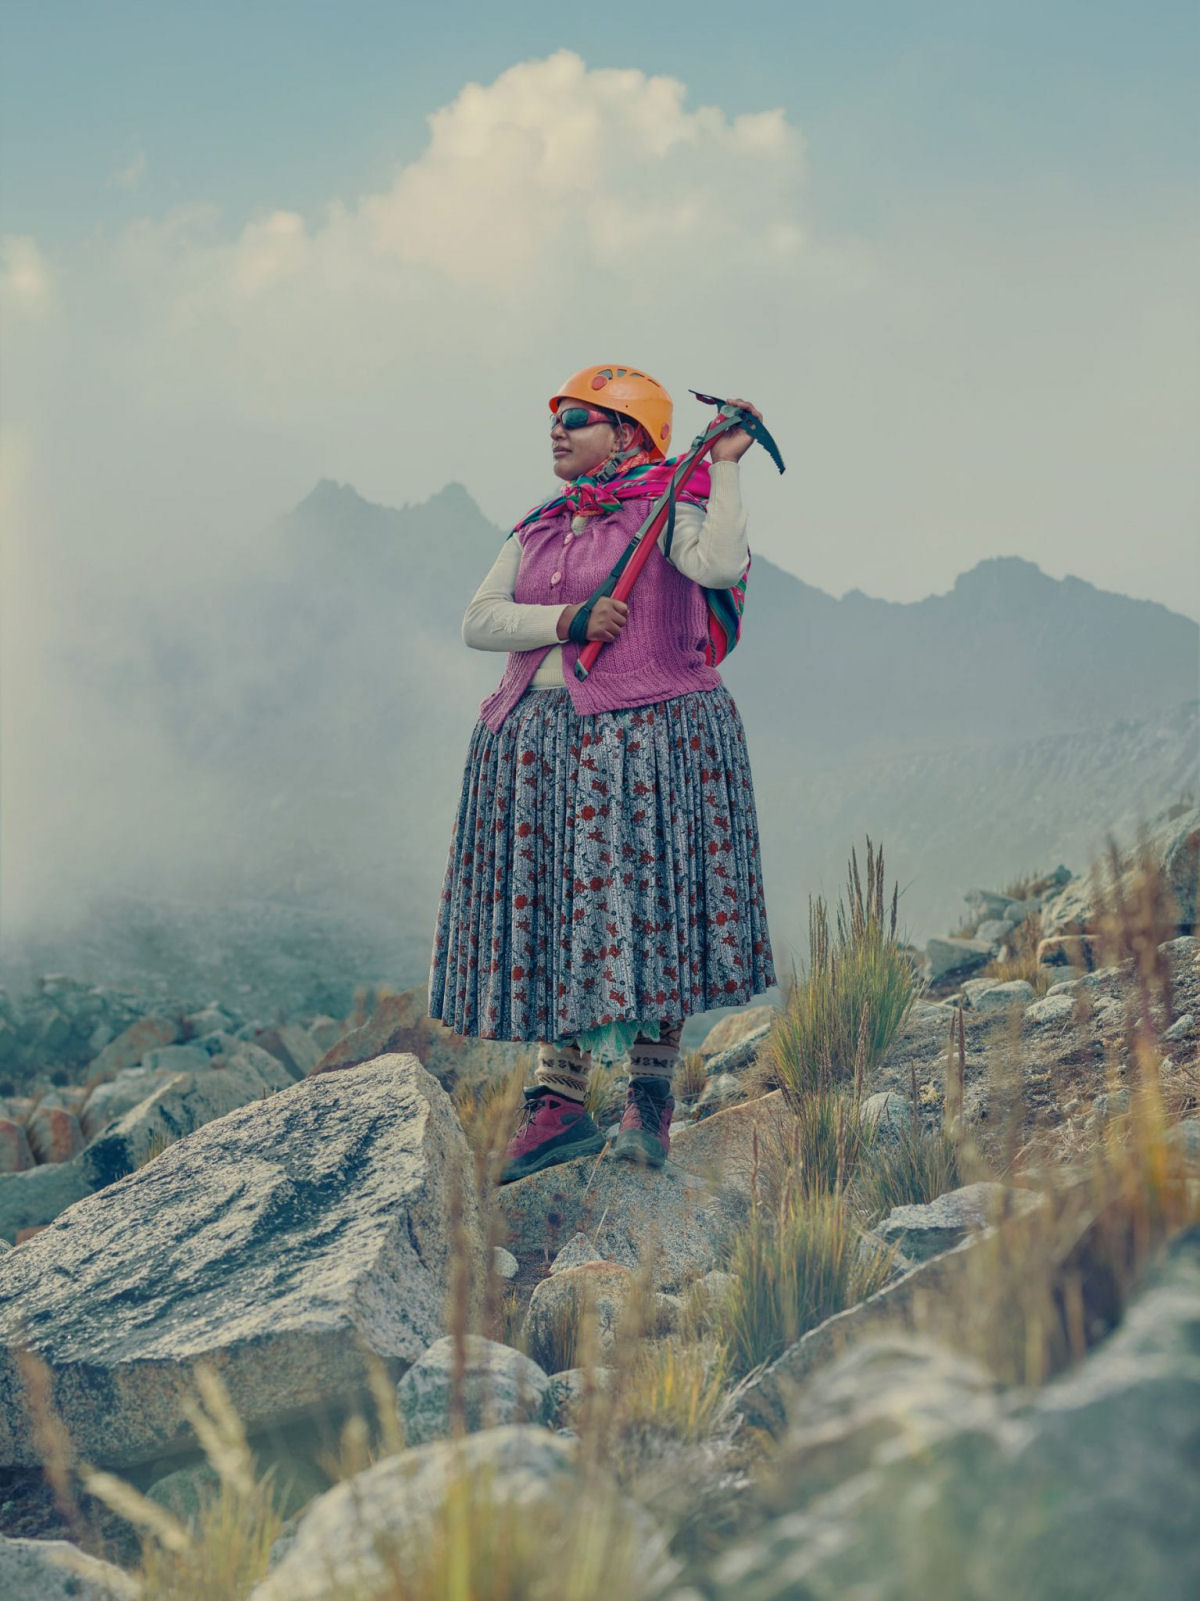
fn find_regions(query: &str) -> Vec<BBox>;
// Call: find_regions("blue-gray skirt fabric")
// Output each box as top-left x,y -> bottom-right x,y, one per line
429,684 -> 776,1045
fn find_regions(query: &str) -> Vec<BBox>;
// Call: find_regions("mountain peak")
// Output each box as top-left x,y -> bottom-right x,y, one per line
295,478 -> 372,516
951,555 -> 1054,595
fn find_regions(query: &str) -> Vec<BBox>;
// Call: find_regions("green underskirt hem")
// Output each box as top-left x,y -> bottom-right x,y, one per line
558,1018 -> 663,1067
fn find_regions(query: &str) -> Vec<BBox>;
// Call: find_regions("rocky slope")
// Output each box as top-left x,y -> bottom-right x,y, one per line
0,803 -> 1195,1596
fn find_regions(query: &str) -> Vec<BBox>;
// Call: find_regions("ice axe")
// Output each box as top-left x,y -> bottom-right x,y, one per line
573,393 -> 786,681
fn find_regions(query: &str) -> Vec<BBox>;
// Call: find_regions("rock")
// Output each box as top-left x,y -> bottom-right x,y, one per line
90,1012 -> 182,1077
960,978 -> 1000,1008
971,919 -> 1010,948
79,1065 -> 184,1141
671,1092 -> 792,1202
25,1106 -> 84,1165
547,1366 -> 614,1425
0,1120 -> 34,1175
145,1454 -> 323,1527
80,1063 -> 282,1188
395,1335 -> 552,1445
874,1183 -> 1043,1265
1168,1120 -> 1200,1162
894,1000 -> 959,1039
183,1003 -> 239,1038
549,1232 -> 605,1275
694,1073 -> 748,1115
492,1245 -> 519,1280
1163,1013 -> 1195,1043
252,1025 -> 322,1080
1079,964 -> 1125,991
702,1269 -> 736,1300
963,889 -> 1019,921
0,1056 -> 483,1468
702,1225 -> 1200,1601
0,1158 -> 93,1244
1087,1089 -> 1131,1128
703,1024 -> 774,1078
860,1091 -> 914,1139
1037,934 -> 1102,969
526,1263 -> 633,1370
699,1005 -> 779,1058
307,1015 -> 344,1052
1026,992 -> 1078,1026
925,938 -> 994,982
1040,806 -> 1200,939
972,980 -> 1035,1013
0,1534 -> 136,1599
1046,972 -> 1085,992
140,1044 -> 213,1075
496,1152 -> 740,1290
655,1292 -> 685,1334
308,982 -> 530,1090
248,1427 -> 580,1601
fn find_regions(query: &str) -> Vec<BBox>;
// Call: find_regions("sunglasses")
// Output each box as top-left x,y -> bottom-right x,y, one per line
551,404 -> 617,432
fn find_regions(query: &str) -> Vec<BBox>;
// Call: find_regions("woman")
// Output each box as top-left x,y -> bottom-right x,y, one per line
428,364 -> 776,1183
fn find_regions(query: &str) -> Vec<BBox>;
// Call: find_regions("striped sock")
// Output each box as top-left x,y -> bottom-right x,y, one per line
627,1021 -> 682,1085
534,1041 -> 592,1103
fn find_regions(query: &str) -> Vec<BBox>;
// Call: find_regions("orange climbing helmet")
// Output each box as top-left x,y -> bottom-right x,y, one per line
550,364 -> 673,461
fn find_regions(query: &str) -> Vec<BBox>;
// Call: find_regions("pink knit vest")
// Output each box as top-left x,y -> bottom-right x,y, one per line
478,496 -> 723,733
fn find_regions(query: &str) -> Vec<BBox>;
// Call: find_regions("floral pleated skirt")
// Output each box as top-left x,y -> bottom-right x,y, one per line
428,684 -> 776,1045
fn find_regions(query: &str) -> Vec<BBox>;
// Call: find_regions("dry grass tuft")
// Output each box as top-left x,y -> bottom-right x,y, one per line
853,1120 -> 964,1224
764,838 -> 917,1103
718,1184 -> 896,1380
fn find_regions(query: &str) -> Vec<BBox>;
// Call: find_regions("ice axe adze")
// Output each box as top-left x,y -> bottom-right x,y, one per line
573,393 -> 786,681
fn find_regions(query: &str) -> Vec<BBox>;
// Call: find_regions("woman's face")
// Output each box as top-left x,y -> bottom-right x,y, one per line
550,405 -> 634,481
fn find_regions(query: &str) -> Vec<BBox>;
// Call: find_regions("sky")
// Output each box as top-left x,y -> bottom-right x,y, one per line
2,0 -> 1197,617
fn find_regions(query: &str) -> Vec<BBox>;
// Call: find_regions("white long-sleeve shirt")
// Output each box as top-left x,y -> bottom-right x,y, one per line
462,460 -> 748,687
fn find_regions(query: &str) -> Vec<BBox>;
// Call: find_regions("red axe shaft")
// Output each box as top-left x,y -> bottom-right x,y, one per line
574,414 -> 735,681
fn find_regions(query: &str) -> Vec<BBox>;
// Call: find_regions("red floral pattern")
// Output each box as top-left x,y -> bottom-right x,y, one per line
429,685 -> 775,1042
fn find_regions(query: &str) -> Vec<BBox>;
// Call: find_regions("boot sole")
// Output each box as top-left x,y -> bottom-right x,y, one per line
609,1131 -> 668,1167
498,1130 -> 607,1185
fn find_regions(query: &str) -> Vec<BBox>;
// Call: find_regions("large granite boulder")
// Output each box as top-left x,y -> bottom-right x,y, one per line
691,1225 -> 1200,1601
0,1055 -> 483,1468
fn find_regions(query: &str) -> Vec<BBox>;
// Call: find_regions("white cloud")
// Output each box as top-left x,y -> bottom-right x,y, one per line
112,147 -> 147,190
0,235 -> 53,317
42,51 -> 814,516
3,49 -> 1196,622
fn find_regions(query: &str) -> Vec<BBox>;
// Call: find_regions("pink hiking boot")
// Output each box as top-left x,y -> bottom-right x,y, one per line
498,1087 -> 606,1185
609,1076 -> 675,1167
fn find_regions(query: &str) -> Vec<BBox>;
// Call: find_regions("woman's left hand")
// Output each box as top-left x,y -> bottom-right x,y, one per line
709,398 -> 764,464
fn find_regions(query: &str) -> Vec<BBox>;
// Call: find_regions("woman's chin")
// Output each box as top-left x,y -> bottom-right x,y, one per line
552,458 -> 576,481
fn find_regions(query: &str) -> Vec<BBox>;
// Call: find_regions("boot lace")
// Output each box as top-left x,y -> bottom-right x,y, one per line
627,1077 -> 670,1132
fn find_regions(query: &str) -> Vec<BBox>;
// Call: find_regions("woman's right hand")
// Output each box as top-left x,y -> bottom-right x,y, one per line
558,597 -> 629,643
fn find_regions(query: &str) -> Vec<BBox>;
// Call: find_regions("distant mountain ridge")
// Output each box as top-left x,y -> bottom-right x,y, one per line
9,477 -> 1193,998
289,478 -> 1198,758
